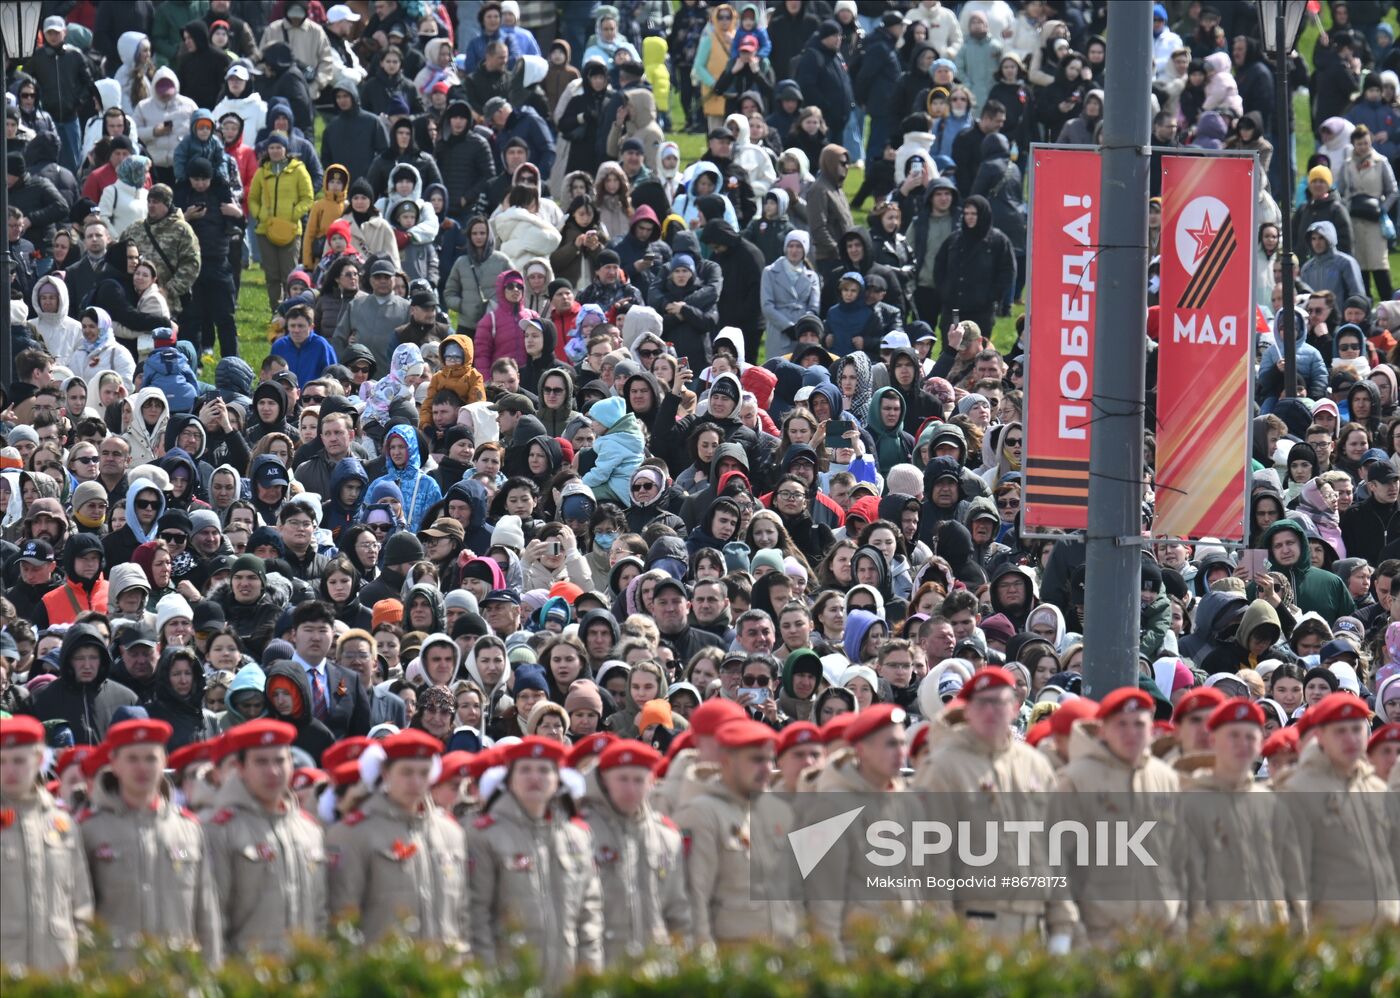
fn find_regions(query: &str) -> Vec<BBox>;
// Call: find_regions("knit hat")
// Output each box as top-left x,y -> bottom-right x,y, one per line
750,549 -> 785,574
637,698 -> 673,733
885,464 -> 923,498
382,532 -> 424,566
594,248 -> 622,268
512,664 -> 549,696
7,425 -> 38,447
818,19 -> 841,39
231,553 -> 266,582
71,479 -> 107,510
371,599 -> 403,630
491,515 -> 526,551
564,679 -> 604,715
1308,164 -> 1333,187
186,156 -> 213,180
147,183 -> 173,205
189,509 -> 221,535
265,131 -> 290,150
956,393 -> 989,415
156,593 -> 194,633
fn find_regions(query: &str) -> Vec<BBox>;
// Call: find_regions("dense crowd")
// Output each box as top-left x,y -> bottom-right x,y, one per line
1,0 -> 1399,982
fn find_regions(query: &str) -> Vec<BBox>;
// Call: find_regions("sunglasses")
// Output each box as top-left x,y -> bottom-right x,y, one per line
302,393 -> 325,403
639,348 -> 660,358
543,386 -> 566,395
351,364 -> 373,373
72,455 -> 99,465
997,499 -> 1021,510
631,481 -> 656,492
368,521 -> 392,532
134,499 -> 161,511
741,674 -> 770,686
1005,437 -> 1023,447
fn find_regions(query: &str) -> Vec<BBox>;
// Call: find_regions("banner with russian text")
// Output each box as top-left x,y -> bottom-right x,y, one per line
1023,147 -> 1102,531
1155,155 -> 1254,542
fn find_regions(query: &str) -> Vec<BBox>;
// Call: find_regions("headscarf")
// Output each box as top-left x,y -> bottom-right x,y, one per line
361,343 -> 422,422
78,307 -> 114,357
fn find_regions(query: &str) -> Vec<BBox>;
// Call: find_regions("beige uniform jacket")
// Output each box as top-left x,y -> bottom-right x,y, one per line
203,774 -> 328,954
914,725 -> 1072,933
325,790 -> 470,952
1052,721 -> 1185,939
1277,741 -> 1400,930
578,771 -> 691,964
0,788 -> 92,972
78,776 -> 223,965
674,772 -> 801,947
468,792 -> 603,985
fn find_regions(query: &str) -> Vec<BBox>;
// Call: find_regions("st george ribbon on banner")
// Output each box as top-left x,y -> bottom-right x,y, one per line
1155,155 -> 1254,542
1023,147 -> 1102,531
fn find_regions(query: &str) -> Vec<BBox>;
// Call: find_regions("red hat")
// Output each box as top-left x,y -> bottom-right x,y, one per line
222,719 -> 297,755
549,580 -> 585,605
843,704 -> 908,745
1025,718 -> 1053,746
80,744 -> 110,779
166,740 -> 214,773
822,712 -> 856,744
909,722 -> 931,756
1096,687 -> 1154,721
1050,697 -> 1098,737
690,698 -> 747,736
555,437 -> 574,465
382,729 -> 443,761
963,667 -> 1015,698
715,718 -> 777,750
436,751 -> 475,785
328,760 -> 362,787
0,715 -> 45,748
56,745 -> 94,775
1206,697 -> 1265,731
1261,726 -> 1300,758
565,732 -> 615,769
431,80 -> 451,94
1308,692 -> 1372,729
1367,722 -> 1399,753
322,736 -> 374,771
597,739 -> 662,772
106,718 -> 173,751
739,35 -> 759,51
291,767 -> 328,791
1173,686 -> 1227,722
501,736 -> 567,766
467,747 -> 500,780
777,721 -> 822,757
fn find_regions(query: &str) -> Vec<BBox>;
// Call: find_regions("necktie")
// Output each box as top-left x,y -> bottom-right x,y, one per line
310,668 -> 330,723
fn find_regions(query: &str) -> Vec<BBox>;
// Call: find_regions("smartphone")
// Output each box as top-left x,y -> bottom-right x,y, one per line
738,687 -> 769,705
1238,550 -> 1268,576
547,540 -> 563,557
826,419 -> 854,449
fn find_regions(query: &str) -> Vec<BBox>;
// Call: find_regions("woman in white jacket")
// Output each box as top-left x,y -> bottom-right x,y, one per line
97,154 -> 151,236
28,274 -> 82,359
760,230 -> 821,359
726,112 -> 777,197
114,259 -> 170,359
115,31 -> 156,115
212,62 -> 267,146
491,187 -> 563,269
134,67 -> 196,173
66,307 -> 137,390
80,79 -> 141,170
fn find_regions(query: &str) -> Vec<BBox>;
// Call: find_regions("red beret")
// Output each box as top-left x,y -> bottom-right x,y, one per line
1261,726 -> 1300,758
843,704 -> 908,745
55,745 -> 94,775
597,739 -> 662,772
467,747 -> 500,780
1050,697 -> 1098,737
1367,722 -> 1400,753
80,743 -> 110,779
1173,686 -> 1227,722
436,751 -> 475,785
322,737 -> 374,771
1308,692 -> 1372,729
963,667 -> 1016,697
0,715 -> 45,749
909,722 -> 931,756
1025,718 -> 1053,746
715,718 -> 777,750
690,698 -> 747,736
222,719 -> 297,755
776,721 -> 822,757
565,732 -> 616,769
106,718 -> 173,751
329,760 -> 362,787
166,740 -> 215,773
1206,697 -> 1265,731
382,729 -> 443,761
822,711 -> 856,744
1096,687 -> 1154,721
291,767 -> 328,791
500,736 -> 567,766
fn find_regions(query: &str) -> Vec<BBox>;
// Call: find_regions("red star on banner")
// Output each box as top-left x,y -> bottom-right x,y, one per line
1185,211 -> 1218,265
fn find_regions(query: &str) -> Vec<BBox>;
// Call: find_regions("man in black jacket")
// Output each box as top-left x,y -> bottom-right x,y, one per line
28,623 -> 139,745
794,21 -> 853,145
700,219 -> 766,361
951,100 -> 1006,197
435,101 -> 496,221
6,154 -> 67,254
653,577 -> 725,664
173,157 -> 242,360
63,221 -> 117,317
20,18 -> 100,172
320,78 -> 390,185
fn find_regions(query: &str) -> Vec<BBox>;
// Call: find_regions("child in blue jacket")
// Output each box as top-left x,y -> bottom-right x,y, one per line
582,396 -> 645,505
142,327 -> 201,412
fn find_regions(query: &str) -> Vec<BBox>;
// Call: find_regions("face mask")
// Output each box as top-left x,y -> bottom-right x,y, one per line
594,531 -> 616,551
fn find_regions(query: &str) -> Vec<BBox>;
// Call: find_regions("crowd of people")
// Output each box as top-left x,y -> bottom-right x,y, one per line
2,0 -> 1399,982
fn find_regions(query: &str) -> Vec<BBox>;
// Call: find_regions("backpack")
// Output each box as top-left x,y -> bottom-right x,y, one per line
143,348 -> 198,413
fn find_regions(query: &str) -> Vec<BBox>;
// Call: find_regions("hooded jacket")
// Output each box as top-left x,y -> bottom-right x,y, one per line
866,386 -> 915,474
142,648 -> 215,750
134,67 -> 197,167
323,457 -> 370,542
264,659 -> 336,763
474,270 -> 539,376
445,479 -> 495,555
320,77 -> 390,183
932,194 -> 1016,313
419,333 -> 486,428
1257,307 -> 1329,401
1261,519 -> 1356,621
370,424 -> 442,532
30,623 -> 139,745
1300,220 -> 1365,304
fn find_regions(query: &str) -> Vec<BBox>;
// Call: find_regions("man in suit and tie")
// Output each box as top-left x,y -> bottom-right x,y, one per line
290,601 -> 371,738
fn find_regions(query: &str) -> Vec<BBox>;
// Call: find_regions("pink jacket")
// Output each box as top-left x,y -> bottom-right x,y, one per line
473,269 -> 539,376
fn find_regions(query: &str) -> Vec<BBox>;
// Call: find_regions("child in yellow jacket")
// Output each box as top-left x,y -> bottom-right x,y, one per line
643,36 -> 671,130
419,333 -> 486,426
303,163 -> 349,268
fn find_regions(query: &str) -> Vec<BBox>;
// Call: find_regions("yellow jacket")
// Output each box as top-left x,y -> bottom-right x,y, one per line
643,36 -> 671,111
249,157 -> 314,238
303,163 -> 350,267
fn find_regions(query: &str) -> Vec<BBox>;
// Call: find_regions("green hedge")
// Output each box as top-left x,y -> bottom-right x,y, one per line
6,916 -> 1399,997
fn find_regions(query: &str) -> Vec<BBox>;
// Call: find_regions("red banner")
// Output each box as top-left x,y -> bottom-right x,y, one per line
1155,155 -> 1254,542
1023,148 -> 1102,531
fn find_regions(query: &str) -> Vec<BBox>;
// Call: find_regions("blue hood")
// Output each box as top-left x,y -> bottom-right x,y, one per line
329,457 -> 369,512
843,610 -> 883,663
123,477 -> 166,544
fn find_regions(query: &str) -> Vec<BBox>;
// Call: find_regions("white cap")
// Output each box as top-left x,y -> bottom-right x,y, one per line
42,15 -> 65,31
226,64 -> 251,81
793,386 -> 816,404
326,4 -> 361,23
881,330 -> 912,350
